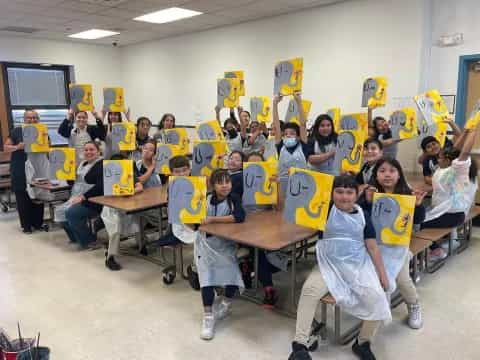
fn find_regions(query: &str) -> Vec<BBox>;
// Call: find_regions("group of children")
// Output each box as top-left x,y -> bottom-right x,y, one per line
5,95 -> 479,359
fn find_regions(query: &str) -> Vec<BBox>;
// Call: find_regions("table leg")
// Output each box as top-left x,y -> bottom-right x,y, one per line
253,247 -> 259,290
137,215 -> 145,251
290,243 -> 297,312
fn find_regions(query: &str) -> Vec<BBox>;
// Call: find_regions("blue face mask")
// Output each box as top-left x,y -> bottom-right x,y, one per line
284,137 -> 298,148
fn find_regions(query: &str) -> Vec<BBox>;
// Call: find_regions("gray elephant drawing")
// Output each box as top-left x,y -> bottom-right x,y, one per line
284,98 -> 298,123
168,177 -> 202,224
340,115 -> 359,131
250,97 -> 268,122
361,78 -> 379,107
192,142 -> 215,176
111,124 -> 133,152
243,163 -> 273,205
155,145 -> 172,173
274,61 -> 299,95
197,123 -> 218,140
284,171 -> 323,223
103,88 -> 117,112
417,121 -> 437,148
103,161 -> 130,196
332,132 -> 361,172
22,126 -> 39,153
70,86 -> 90,112
49,150 -> 73,179
390,111 -> 414,140
164,130 -> 180,145
371,197 -> 408,242
217,78 -> 237,108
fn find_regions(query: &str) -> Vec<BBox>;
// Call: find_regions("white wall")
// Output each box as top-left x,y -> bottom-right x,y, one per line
0,35 -> 122,109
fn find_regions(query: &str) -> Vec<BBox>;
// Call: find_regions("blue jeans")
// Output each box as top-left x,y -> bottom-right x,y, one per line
63,204 -> 98,248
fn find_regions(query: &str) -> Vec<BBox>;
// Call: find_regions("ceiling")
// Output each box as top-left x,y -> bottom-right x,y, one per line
0,0 -> 346,46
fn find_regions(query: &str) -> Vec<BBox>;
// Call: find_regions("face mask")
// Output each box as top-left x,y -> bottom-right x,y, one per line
227,128 -> 238,138
284,137 -> 298,148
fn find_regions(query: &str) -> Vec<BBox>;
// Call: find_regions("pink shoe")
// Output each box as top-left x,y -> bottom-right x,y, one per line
429,248 -> 447,262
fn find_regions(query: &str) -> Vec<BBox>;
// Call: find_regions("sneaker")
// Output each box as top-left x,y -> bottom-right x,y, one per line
262,286 -> 278,309
22,228 -> 33,234
213,298 -> 232,320
105,256 -> 122,271
429,248 -> 447,262
87,241 -> 103,251
407,302 -> 423,329
200,313 -> 215,340
352,339 -> 376,360
288,342 -> 311,360
307,319 -> 325,351
441,240 -> 461,252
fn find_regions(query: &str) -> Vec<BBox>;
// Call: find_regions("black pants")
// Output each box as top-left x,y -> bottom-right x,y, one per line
257,249 -> 281,288
201,285 -> 238,307
422,212 -> 465,250
14,190 -> 44,231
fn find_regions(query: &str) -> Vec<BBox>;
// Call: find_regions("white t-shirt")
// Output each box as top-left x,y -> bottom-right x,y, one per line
426,157 -> 478,221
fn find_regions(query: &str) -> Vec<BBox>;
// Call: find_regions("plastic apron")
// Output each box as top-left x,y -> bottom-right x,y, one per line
425,157 -> 478,222
309,141 -> 337,175
54,158 -> 101,222
316,205 -> 391,322
194,195 -> 245,289
278,143 -> 307,197
26,153 -> 53,201
226,134 -> 243,154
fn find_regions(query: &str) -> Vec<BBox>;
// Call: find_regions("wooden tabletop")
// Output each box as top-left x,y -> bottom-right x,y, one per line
199,210 -> 318,251
30,180 -> 71,191
89,186 -> 168,213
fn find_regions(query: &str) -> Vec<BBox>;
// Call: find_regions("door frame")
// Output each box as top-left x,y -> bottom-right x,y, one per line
455,53 -> 480,127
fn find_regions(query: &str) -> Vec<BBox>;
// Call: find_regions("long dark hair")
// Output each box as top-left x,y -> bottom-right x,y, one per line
370,158 -> 411,195
442,148 -> 478,183
158,113 -> 176,130
309,114 -> 337,150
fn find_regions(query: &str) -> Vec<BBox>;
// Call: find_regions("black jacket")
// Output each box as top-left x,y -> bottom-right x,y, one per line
58,118 -> 106,142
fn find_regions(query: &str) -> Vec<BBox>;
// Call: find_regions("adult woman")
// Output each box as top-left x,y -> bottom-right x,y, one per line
153,113 -> 176,142
133,116 -> 153,162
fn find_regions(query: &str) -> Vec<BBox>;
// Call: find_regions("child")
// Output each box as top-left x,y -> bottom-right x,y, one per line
372,116 -> 400,159
422,123 -> 478,260
58,141 -> 103,248
241,118 -> 267,156
356,139 -> 384,192
133,116 -> 153,161
104,111 -> 123,160
289,175 -> 390,360
58,109 -> 106,164
224,118 -> 244,153
135,140 -> 160,188
153,113 -> 176,142
273,92 -> 312,198
102,153 -> 144,271
307,114 -> 338,175
358,158 -> 426,331
157,155 -> 198,247
227,150 -> 245,197
196,169 -> 246,340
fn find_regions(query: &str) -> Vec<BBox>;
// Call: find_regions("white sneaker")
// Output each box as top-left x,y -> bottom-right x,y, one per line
200,313 -> 215,340
407,302 -> 423,329
213,298 -> 232,320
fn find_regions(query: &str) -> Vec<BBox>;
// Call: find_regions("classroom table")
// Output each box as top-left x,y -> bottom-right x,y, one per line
30,180 -> 71,228
200,210 -> 318,315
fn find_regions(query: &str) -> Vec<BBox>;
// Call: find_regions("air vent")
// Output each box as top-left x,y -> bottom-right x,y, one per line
0,26 -> 40,34
79,0 -> 129,5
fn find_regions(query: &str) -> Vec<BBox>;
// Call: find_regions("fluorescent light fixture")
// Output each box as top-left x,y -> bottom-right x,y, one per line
69,29 -> 119,39
134,7 -> 202,24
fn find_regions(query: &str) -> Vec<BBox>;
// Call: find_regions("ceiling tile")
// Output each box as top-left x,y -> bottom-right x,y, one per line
55,0 -> 111,14
181,0 -> 256,14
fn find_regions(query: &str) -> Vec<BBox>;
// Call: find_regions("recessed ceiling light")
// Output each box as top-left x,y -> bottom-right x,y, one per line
68,29 -> 119,39
133,7 -> 202,24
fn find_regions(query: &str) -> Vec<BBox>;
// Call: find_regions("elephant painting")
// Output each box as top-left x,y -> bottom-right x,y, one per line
111,124 -> 134,152
168,177 -> 203,224
155,145 -> 172,173
250,97 -> 268,122
284,99 -> 298,123
361,78 -> 379,107
217,78 -> 237,108
274,61 -> 299,95
332,132 -> 361,172
165,130 -> 180,145
70,86 -> 91,112
197,123 -> 218,140
243,163 -> 273,205
103,161 -> 131,196
390,111 -> 414,140
340,115 -> 359,131
371,197 -> 408,243
22,126 -> 39,153
284,171 -> 323,224
103,88 -> 117,112
49,150 -> 74,180
192,142 -> 215,176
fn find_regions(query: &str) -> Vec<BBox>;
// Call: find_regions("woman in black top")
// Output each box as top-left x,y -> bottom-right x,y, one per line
3,109 -> 45,234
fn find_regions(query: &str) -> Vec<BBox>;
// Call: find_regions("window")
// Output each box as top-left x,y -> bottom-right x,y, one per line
3,62 -> 72,145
